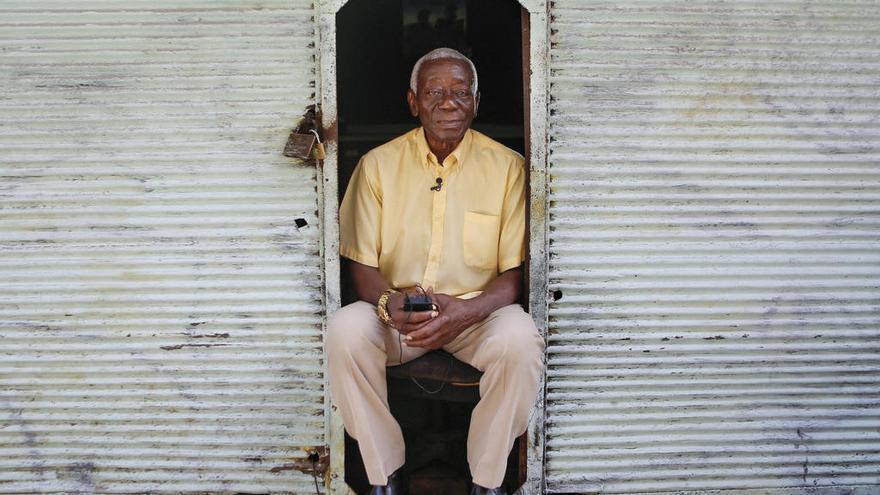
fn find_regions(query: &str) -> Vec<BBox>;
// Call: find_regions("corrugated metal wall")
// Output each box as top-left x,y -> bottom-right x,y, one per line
546,1 -> 880,493
0,1 -> 324,493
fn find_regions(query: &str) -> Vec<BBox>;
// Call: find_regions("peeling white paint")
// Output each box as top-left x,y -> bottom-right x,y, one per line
545,1 -> 880,494
0,1 -> 325,493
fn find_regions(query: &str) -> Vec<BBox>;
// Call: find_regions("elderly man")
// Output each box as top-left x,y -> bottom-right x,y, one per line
327,47 -> 543,495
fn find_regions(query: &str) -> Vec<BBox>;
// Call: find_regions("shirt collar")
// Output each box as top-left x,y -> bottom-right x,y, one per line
415,127 -> 473,169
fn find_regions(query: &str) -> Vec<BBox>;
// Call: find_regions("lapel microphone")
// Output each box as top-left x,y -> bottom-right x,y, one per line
430,177 -> 443,191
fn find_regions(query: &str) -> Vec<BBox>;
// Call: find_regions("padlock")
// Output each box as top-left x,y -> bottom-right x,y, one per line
283,131 -> 317,159
310,130 -> 326,160
311,142 -> 326,160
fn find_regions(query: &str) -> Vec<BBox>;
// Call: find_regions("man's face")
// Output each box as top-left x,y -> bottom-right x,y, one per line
407,58 -> 480,147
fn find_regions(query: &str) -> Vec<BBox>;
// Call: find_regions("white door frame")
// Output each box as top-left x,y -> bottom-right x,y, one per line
315,2 -> 550,492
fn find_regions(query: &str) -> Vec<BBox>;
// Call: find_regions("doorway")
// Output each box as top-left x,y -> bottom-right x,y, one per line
333,1 -> 529,493
336,0 -> 525,206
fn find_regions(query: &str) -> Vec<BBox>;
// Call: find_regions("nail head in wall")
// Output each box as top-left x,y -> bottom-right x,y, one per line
295,218 -> 309,229
552,289 -> 563,301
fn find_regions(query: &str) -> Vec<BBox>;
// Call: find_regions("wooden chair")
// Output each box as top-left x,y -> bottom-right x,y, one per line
345,350 -> 522,495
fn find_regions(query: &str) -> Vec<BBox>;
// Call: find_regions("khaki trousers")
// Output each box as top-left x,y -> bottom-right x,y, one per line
326,301 -> 544,488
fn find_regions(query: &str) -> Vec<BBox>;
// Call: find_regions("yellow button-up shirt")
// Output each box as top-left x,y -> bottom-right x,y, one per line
339,127 -> 526,298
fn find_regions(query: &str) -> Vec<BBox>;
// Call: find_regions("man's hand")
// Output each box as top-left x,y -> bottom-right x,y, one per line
404,292 -> 481,350
346,259 -> 523,349
347,261 -> 439,333
387,290 -> 438,334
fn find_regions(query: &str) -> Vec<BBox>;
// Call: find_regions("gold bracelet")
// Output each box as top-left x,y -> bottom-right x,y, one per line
376,288 -> 399,327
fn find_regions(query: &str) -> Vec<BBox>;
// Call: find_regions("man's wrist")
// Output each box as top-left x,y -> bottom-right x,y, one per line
376,288 -> 399,327
465,292 -> 508,325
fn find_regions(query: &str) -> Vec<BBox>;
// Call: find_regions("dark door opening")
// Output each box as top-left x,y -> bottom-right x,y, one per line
335,1 -> 528,493
336,0 -> 524,203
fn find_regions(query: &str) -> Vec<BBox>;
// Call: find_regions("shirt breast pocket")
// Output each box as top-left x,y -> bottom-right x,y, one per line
463,211 -> 500,271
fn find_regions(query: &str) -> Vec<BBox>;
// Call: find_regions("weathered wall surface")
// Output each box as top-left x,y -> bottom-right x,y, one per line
545,1 -> 880,493
0,1 -> 325,493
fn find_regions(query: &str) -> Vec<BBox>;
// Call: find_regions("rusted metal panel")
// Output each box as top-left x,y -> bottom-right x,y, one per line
546,1 -> 880,493
0,1 -> 326,494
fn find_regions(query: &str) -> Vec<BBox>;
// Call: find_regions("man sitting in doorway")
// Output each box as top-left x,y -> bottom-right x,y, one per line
326,47 -> 544,495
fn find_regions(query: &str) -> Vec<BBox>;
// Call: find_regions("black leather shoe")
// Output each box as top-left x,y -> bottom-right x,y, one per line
470,484 -> 507,495
368,468 -> 405,495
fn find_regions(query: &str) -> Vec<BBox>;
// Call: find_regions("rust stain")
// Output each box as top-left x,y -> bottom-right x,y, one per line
293,104 -> 319,135
269,446 -> 328,475
268,463 -> 300,474
159,343 -> 230,351
322,113 -> 338,144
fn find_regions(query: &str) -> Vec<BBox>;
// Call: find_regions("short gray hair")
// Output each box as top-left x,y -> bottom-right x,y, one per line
409,47 -> 479,95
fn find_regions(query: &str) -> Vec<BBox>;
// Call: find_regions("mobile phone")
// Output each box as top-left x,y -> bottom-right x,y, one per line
401,293 -> 434,312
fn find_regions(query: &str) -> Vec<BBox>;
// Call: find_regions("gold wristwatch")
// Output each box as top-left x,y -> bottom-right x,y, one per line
376,288 -> 399,327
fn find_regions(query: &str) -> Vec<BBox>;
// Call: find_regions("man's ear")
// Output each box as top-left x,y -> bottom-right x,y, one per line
474,91 -> 480,117
406,89 -> 419,117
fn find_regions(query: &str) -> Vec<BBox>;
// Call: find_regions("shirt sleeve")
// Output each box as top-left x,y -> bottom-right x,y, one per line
339,156 -> 382,267
497,157 -> 526,272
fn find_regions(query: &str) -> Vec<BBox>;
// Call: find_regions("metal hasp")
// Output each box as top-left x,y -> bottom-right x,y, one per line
284,105 -> 326,161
